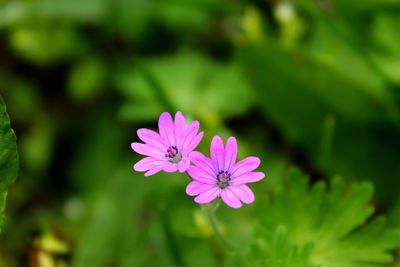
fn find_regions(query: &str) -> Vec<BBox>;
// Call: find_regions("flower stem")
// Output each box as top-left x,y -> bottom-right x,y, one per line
201,201 -> 238,251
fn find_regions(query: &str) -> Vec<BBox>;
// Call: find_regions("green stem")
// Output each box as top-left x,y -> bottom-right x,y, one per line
201,201 -> 238,251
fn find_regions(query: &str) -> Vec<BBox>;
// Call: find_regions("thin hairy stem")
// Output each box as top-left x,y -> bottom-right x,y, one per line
201,200 -> 238,251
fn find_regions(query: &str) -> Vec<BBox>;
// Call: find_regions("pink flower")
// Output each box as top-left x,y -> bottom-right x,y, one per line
131,111 -> 204,176
186,136 -> 265,208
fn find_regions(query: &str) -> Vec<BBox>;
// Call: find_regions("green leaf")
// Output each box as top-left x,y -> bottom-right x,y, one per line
249,168 -> 400,267
369,13 -> 400,84
0,97 -> 18,192
235,226 -> 316,267
117,51 -> 255,122
0,96 -> 18,232
9,23 -> 86,64
67,57 -> 107,101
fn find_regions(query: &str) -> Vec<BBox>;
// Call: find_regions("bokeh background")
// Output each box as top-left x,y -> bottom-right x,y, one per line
1,0 -> 400,266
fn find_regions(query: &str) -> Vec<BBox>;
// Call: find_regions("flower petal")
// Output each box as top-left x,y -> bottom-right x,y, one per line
186,181 -> 215,196
229,185 -> 255,204
231,172 -> 265,185
187,166 -> 216,184
158,112 -> 175,146
190,151 -> 217,177
221,188 -> 242,208
181,120 -> 200,151
210,136 -> 225,171
144,164 -> 166,176
133,157 -> 165,172
174,111 -> 186,149
186,131 -> 204,153
163,163 -> 178,173
232,156 -> 261,177
224,136 -> 237,173
137,128 -> 165,150
194,187 -> 220,204
131,142 -> 164,159
177,157 -> 190,172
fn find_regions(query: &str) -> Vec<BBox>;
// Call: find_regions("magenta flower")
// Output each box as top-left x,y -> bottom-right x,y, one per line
131,111 -> 204,176
186,136 -> 265,208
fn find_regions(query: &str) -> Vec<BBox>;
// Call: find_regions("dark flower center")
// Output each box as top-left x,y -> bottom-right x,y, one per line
217,170 -> 231,189
165,146 -> 182,163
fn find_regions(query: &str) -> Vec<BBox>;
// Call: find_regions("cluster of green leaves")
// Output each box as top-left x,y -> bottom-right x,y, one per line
238,169 -> 400,267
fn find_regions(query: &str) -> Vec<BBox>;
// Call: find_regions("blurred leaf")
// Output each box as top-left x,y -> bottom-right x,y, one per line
68,57 -> 107,101
274,2 -> 306,47
34,232 -> 69,254
0,74 -> 41,123
306,24 -> 389,104
0,96 -> 18,232
9,23 -> 85,64
118,51 -> 255,122
115,66 -> 165,122
242,6 -> 264,43
19,117 -> 54,174
295,0 -> 399,120
369,13 -> 400,84
0,97 -> 18,192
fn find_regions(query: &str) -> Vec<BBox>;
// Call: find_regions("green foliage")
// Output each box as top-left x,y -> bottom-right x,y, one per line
9,24 -> 85,64
0,97 -> 18,232
237,36 -> 400,205
235,226 -> 315,267
370,13 -> 400,84
0,0 -> 400,266
71,161 -> 218,267
242,169 -> 400,267
117,51 -> 254,122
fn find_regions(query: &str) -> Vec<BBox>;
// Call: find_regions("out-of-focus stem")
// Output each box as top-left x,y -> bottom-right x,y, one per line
201,201 -> 238,251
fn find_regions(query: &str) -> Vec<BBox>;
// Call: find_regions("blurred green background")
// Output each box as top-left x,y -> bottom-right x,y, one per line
1,0 -> 400,266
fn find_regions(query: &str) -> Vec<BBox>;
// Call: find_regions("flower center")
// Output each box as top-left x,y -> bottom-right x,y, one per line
217,170 -> 231,189
165,146 -> 182,163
